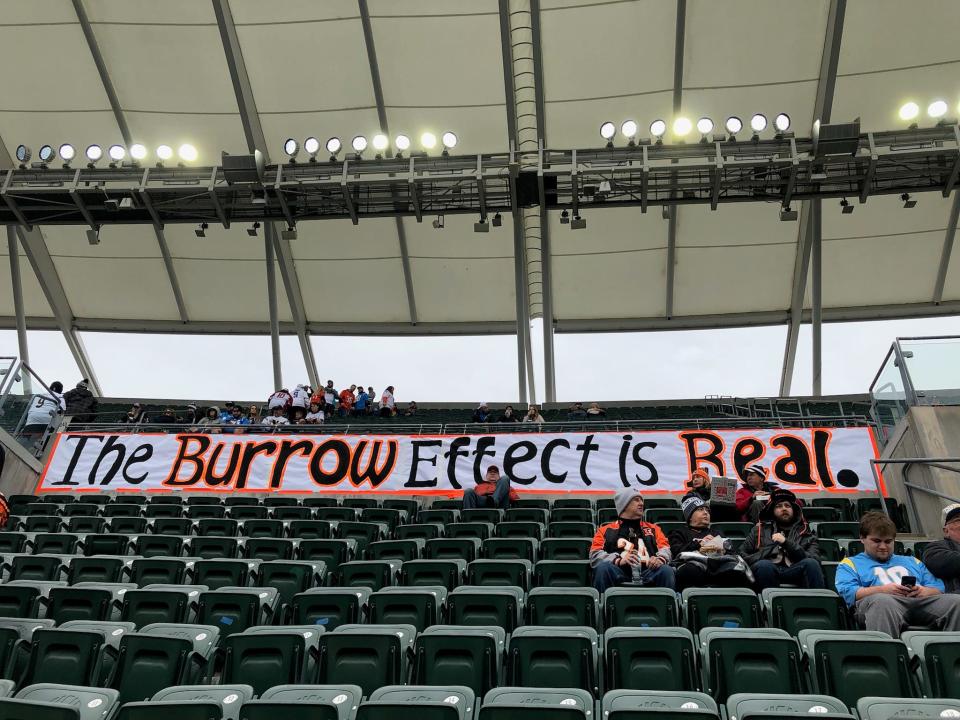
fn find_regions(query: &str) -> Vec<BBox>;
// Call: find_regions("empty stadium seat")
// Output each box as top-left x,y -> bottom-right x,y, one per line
256,560 -> 325,613
130,558 -> 192,588
482,537 -> 538,561
238,683 -> 362,720
467,560 -> 532,590
478,687 -> 595,720
604,587 -> 680,628
335,521 -> 386,553
0,684 -> 119,720
197,587 -> 278,637
339,560 -> 399,590
10,555 -> 65,582
682,588 -> 761,632
761,588 -> 848,634
727,693 -> 851,720
227,505 -> 268,521
446,522 -> 494,541
548,521 -> 596,539
342,498 -> 379,510
505,508 -> 549,524
116,684 -> 255,720
112,625 -> 217,703
541,537 -> 591,560
605,627 -> 697,691
902,630 -> 960,698
699,627 -> 804,702
496,522 -> 544,541
31,533 -> 78,555
239,519 -> 284,539
290,587 -> 371,630
193,559 -> 258,590
317,624 -> 417,696
0,582 -> 52,618
811,498 -> 854,521
67,557 -> 128,585
395,523 -> 444,541
357,684 -> 476,720
220,626 -> 323,695
121,586 -> 198,628
297,539 -> 357,581
367,539 -> 423,562
460,509 -> 503,525
287,520 -> 332,540
195,518 -> 238,537
383,499 -> 419,518
150,518 -> 193,536
109,517 -> 148,535
507,626 -> 599,696
447,585 -> 524,630
368,586 -> 447,630
19,628 -> 115,688
424,538 -> 482,562
857,697 -> 960,720
413,625 -> 505,697
603,689 -> 719,720
528,587 -> 599,627
188,536 -> 239,560
534,559 -> 591,587
815,522 -> 860,540
0,533 -> 28,554
402,559 -> 466,590
550,508 -> 593,524
48,584 -> 132,624
271,506 -> 313,522
243,537 -> 295,562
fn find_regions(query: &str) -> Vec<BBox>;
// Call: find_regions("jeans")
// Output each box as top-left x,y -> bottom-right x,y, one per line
855,592 -> 960,638
593,560 -> 676,593
462,476 -> 512,509
752,558 -> 825,590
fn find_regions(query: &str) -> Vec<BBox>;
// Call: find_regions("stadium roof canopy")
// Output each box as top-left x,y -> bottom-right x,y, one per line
1,0 -> 959,400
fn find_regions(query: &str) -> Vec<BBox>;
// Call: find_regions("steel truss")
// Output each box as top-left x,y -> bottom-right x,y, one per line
2,125 -> 958,229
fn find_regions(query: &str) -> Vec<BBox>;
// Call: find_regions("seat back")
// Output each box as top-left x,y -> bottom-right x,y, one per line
700,628 -> 804,703
478,687 -> 594,720
414,625 -> 505,697
508,626 -> 599,696
357,685 -> 475,720
113,633 -> 196,704
67,557 -> 125,585
763,589 -> 848,634
368,587 -> 446,631
448,586 -> 524,631
221,631 -> 311,696
21,628 -> 108,688
683,589 -> 762,633
121,589 -> 190,629
605,627 -> 697,692
603,689 -> 719,720
47,587 -> 113,625
242,684 -> 362,720
290,587 -> 369,630
901,631 -> 960,698
528,588 -> 599,627
467,560 -> 531,591
318,625 -> 414,697
605,587 -> 680,628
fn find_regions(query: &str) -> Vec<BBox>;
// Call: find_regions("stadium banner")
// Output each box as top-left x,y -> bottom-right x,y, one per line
36,427 -> 883,495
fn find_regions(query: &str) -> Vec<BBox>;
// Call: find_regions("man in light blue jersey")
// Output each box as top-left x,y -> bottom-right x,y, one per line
835,511 -> 960,637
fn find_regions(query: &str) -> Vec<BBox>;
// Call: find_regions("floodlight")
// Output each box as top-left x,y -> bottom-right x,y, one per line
431,215 -> 444,229
86,228 -> 100,245
38,145 -> 55,163
898,102 -> 919,121
15,145 -> 31,164
474,217 -> 489,233
281,225 -> 298,241
492,212 -> 502,227
774,113 -> 791,132
195,222 -> 208,238
326,137 -> 342,155
560,209 -> 570,224
304,137 -> 320,157
600,121 -> 616,140
901,193 -> 917,209
570,214 -> 586,230
247,221 -> 261,236
621,120 -> 638,139
840,199 -> 853,214
696,117 -> 713,135
283,138 -> 299,157
108,144 -> 126,162
750,113 -> 767,132
59,144 -> 75,162
178,144 -> 197,162
779,205 -> 797,221
130,143 -> 148,161
650,119 -> 666,138
420,132 -> 437,150
351,135 -> 367,153
928,100 -> 948,119
441,131 -> 458,149
156,145 -> 173,161
85,144 -> 103,162
725,116 -> 743,134
672,117 -> 692,137
372,133 -> 389,151
395,134 -> 411,151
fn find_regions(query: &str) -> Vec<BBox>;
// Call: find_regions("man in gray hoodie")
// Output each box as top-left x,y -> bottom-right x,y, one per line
923,503 -> 960,594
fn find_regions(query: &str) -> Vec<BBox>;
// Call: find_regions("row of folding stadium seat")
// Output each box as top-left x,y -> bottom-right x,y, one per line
0,616 -> 955,714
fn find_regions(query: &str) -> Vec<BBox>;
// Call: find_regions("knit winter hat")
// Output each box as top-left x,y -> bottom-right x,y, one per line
614,488 -> 642,516
688,468 -> 710,487
681,495 -> 708,522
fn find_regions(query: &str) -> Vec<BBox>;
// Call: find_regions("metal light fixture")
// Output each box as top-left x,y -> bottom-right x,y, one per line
420,132 -> 437,151
38,145 -> 56,164
901,193 -> 917,209
15,144 -> 31,165
899,102 -> 920,122
156,145 -> 173,164
779,205 -> 798,221
600,122 -> 616,142
492,212 -> 502,227
840,199 -> 854,214
130,143 -> 148,161
570,214 -> 586,230
247,221 -> 261,237
195,222 -> 208,238
304,136 -> 321,159
650,119 -> 666,141
326,137 -> 342,158
560,209 -> 570,224
108,144 -> 126,163
283,138 -> 299,159
59,144 -> 76,165
621,120 -> 639,143
351,135 -> 368,154
750,113 -> 768,133
85,144 -> 103,165
672,117 -> 692,138
725,116 -> 743,136
372,134 -> 389,155
774,113 -> 791,132
178,144 -> 198,162
394,134 -> 411,153
928,100 -> 948,119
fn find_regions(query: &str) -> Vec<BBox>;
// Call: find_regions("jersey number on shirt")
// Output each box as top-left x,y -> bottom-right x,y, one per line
873,565 -> 909,585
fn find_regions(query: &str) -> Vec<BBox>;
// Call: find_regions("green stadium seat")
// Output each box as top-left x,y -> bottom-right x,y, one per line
31,534 -> 78,555
67,557 -> 128,585
24,504 -> 56,516
239,683 -> 362,720
226,505 -> 268,521
193,559 -> 258,590
19,628 -> 115,688
505,508 -> 549,524
598,508 -> 618,525
271,506 -> 313,522
902,630 -> 960,698
243,538 -> 295,562
482,537 -> 539,561
0,583 -> 47,619
140,622 -> 218,660
413,625 -> 505,696
0,533 -> 28,554
496,522 -> 544,541
534,559 -> 591,587
368,586 -> 447,630
383,499 -> 419,518
297,538 -> 357,575
149,497 -> 183,506
857,697 -> 960,720
82,534 -> 129,557
290,587 -> 370,630
220,627 -> 323,695
67,517 -> 106,534
144,505 -> 183,519
846,539 -> 906,557
112,629 -> 212,703
682,588 -> 762,633
339,560 -> 400,590
513,499 -> 550,510
802,507 -> 841,523
10,555 -> 64,582
357,685 -> 475,720
554,498 -> 592,509
184,497 -> 223,507
48,584 -> 132,624
821,561 -> 839,590
195,518 -> 238,537
799,629 -> 916,708
62,504 -> 99,518
431,500 -> 462,511
197,587 -> 278,637
262,497 -> 299,508
761,589 -> 848,634
911,541 -> 931,560
541,537 -> 591,560
507,626 -> 599,696
816,539 -> 843,562
467,559 -> 532,590
130,558 -> 191,587
238,519 -> 284,539
55,620 -> 136,654
108,517 -> 148,535
603,689 -> 719,720
657,522 -> 687,537
116,684 -> 254,720
424,538 -> 481,562
150,518 -> 193,536
549,521 -> 596,539
709,523 -> 752,540
395,523 -> 445,541
815,522 -> 860,541
401,559 -> 466,590
360,508 -> 405,530
0,684 -> 119,720
647,509 -> 685,524
447,585 -> 524,630
302,497 -> 339,509
604,586 -> 680,628
604,627 -> 697,691
528,587 -> 599,627
460,509 -> 503,524
418,510 -> 459,525
727,693 -> 851,720
342,498 -> 379,510
0,620 -> 50,680
188,537 -> 239,560
367,539 -> 423,562
185,506 -> 226,521
550,508 -> 593,524
121,587 -> 196,629
445,522 -> 495,541
24,517 -> 61,534
644,498 -> 680,510
478,687 -> 594,720
315,508 -> 359,523
256,560 -> 325,613
103,504 -> 142,518
317,624 -> 416,696
698,627 -> 804,702
287,520 -> 332,540
335,521 -> 386,553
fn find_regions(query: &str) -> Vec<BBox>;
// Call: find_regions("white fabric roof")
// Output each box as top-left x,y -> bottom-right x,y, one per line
1,0 -> 959,336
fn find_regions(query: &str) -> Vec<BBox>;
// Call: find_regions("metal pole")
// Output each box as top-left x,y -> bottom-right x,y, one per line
6,226 -> 31,394
811,199 -> 823,397
265,233 -> 282,391
512,212 -> 529,404
540,208 -> 556,402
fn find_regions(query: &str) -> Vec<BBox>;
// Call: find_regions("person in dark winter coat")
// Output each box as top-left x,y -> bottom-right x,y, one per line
735,464 -> 779,522
669,495 -> 754,591
923,503 -> 960,594
741,488 -> 824,590
63,380 -> 97,423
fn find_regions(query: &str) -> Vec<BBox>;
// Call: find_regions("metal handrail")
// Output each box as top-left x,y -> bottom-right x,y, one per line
870,456 -> 960,536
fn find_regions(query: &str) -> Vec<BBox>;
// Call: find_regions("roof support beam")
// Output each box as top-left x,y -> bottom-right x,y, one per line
933,191 -> 960,303
811,199 -> 823,397
73,0 -> 188,323
265,231 -> 282,391
358,0 -> 418,326
213,0 -> 319,389
7,225 -> 32,394
666,0 -> 686,319
780,0 -> 845,396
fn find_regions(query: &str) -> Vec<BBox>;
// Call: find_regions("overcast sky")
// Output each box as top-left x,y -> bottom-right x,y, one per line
3,314 -> 959,404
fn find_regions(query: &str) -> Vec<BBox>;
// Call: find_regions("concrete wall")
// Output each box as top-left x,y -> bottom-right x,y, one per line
880,405 -> 960,537
0,428 -> 41,496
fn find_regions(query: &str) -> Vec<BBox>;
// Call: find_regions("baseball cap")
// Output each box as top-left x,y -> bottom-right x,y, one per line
942,503 -> 960,526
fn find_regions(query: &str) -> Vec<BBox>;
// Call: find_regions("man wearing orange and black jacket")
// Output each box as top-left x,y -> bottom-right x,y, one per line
590,488 -> 675,593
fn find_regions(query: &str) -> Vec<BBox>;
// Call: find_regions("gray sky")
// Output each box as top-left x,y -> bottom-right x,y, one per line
4,314 -> 959,403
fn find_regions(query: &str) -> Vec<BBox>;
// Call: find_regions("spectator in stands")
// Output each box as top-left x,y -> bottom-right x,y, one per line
922,503 -> 960,594
64,379 -> 97,422
224,405 -> 250,433
472,403 -> 493,423
591,489 -> 676,593
323,381 -> 338,415
156,407 -> 181,425
218,402 -> 235,423
291,384 -> 311,417
20,381 -> 65,451
523,405 -> 545,423
380,386 -> 396,417
354,387 -> 369,416
685,468 -> 711,502
304,401 -> 325,424
339,385 -> 356,417
183,404 -> 200,425
262,406 -> 290,427
586,402 -> 606,417
741,489 -> 824,590
736,464 -> 778,522
291,407 -> 307,424
499,405 -> 519,422
835,511 -> 960,637
567,402 -> 588,420
125,403 -> 147,424
268,388 -> 292,414
367,386 -> 378,414
247,405 -> 261,425
402,401 -> 418,417
462,464 -> 518,510
669,495 -> 755,591
197,406 -> 221,431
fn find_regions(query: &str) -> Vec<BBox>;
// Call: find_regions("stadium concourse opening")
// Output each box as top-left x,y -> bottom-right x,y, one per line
3,0 -> 960,718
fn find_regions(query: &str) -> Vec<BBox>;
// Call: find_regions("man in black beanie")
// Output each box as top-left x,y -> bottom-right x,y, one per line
669,495 -> 754,591
741,488 -> 824,590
